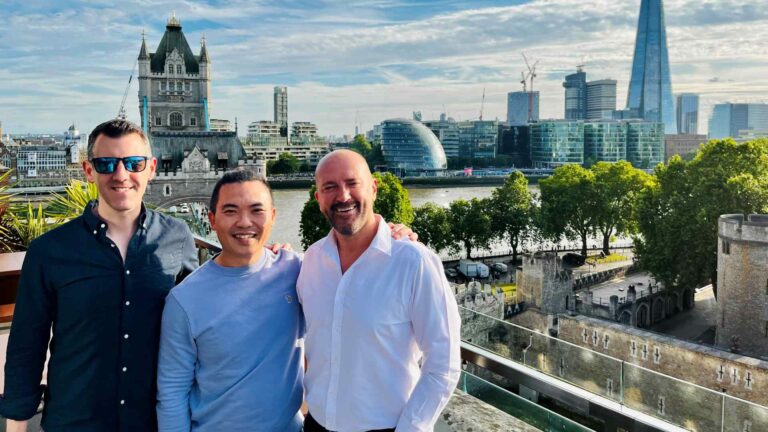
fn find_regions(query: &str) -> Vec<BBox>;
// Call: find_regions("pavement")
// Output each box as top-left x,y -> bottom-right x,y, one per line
585,271 -> 657,305
650,286 -> 717,344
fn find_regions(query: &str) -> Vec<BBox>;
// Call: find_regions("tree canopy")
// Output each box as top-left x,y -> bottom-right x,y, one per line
267,152 -> 301,175
487,171 -> 533,261
635,138 -> 768,294
412,203 -> 452,253
538,164 -> 596,256
448,198 -> 492,259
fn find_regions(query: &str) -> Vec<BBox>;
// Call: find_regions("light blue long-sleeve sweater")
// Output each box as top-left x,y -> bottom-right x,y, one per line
157,249 -> 304,432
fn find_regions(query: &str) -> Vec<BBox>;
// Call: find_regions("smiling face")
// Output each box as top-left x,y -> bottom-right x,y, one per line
208,180 -> 276,267
83,132 -> 156,219
314,150 -> 377,237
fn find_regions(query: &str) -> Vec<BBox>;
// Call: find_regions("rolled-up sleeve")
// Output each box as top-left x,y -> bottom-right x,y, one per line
157,294 -> 197,432
0,242 -> 52,420
396,252 -> 461,432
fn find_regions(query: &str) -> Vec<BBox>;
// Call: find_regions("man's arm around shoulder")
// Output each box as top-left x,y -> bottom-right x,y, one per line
157,294 -> 197,432
396,251 -> 461,432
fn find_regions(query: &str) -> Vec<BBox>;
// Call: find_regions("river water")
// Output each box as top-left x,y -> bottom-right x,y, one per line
270,185 -> 529,251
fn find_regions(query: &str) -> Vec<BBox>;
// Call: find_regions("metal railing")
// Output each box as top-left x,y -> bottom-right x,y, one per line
459,306 -> 768,432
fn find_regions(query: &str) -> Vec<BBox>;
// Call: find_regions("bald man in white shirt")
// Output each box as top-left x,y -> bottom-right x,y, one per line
296,150 -> 461,432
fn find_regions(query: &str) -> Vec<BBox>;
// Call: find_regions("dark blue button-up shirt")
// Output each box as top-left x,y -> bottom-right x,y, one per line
0,201 -> 198,432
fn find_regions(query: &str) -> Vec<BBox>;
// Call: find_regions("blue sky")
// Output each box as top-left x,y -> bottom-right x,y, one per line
2,0 -> 768,137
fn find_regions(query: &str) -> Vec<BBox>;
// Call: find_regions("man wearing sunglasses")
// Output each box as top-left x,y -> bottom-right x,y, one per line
1,119 -> 199,432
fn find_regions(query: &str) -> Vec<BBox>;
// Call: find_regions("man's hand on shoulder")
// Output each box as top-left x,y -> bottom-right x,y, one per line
267,243 -> 293,253
388,223 -> 418,242
6,419 -> 28,432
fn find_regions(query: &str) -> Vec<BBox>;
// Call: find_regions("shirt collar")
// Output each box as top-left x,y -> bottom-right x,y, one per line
321,215 -> 392,259
82,200 -> 150,231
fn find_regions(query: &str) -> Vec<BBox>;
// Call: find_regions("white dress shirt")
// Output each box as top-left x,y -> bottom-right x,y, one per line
297,218 -> 461,432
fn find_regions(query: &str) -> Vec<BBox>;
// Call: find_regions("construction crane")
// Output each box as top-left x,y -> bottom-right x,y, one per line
522,53 -> 539,123
117,59 -> 138,119
520,71 -> 529,92
479,87 -> 486,121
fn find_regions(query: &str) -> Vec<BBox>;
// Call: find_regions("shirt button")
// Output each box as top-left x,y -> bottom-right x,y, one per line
125,300 -> 130,306
120,400 -> 125,405
100,223 -> 106,229
110,244 -> 115,248
92,230 -> 97,235
122,366 -> 127,372
123,334 -> 129,339
125,270 -> 130,275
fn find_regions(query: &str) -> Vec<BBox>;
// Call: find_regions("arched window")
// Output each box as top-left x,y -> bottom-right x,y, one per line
170,112 -> 183,128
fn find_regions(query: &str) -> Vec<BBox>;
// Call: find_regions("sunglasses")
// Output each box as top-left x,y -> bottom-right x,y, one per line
90,156 -> 149,174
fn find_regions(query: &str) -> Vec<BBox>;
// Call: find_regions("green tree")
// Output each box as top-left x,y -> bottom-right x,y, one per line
298,172 -> 414,249
365,142 -> 386,168
412,203 -> 452,253
635,139 -> 768,295
539,164 -> 596,256
448,198 -> 492,259
350,134 -> 372,157
590,161 -> 652,256
267,153 -> 301,175
487,171 -> 533,262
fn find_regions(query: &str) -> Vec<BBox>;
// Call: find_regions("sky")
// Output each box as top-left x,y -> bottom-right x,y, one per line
1,0 -> 768,137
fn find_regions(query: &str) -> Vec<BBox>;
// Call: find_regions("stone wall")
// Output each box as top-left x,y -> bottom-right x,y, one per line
717,214 -> 768,358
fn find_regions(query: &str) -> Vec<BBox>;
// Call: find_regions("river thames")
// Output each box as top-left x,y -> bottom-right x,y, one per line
268,185 -> 536,252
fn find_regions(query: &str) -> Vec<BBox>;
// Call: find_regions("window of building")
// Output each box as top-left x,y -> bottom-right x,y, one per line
170,112 -> 183,128
177,64 -> 182,74
159,82 -> 164,91
168,64 -> 173,74
185,82 -> 191,91
190,117 -> 197,126
723,240 -> 730,255
155,116 -> 162,126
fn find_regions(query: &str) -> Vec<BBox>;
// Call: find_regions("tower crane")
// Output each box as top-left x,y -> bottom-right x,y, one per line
479,87 -> 486,121
522,53 -> 539,123
117,59 -> 138,119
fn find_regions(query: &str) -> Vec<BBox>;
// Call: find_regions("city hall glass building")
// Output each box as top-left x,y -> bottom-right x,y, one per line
381,119 -> 447,176
530,120 -> 585,168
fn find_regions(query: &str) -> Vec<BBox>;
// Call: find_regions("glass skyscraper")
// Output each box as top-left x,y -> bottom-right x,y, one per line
563,69 -> 587,120
584,121 -> 628,165
626,0 -> 677,134
507,91 -> 539,126
626,120 -> 665,169
676,93 -> 699,134
708,103 -> 768,140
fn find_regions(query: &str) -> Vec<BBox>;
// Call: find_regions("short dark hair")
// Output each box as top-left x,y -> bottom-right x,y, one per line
88,119 -> 151,159
209,169 -> 272,213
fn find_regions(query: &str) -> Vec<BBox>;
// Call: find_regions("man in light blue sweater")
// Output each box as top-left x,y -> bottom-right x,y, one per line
157,170 -> 304,432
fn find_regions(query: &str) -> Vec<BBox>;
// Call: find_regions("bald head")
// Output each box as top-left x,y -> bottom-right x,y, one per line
314,149 -> 377,237
315,149 -> 371,180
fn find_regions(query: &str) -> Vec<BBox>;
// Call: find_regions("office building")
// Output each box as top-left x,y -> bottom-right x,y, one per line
209,119 -> 232,132
708,103 -> 768,140
530,120 -> 585,168
586,80 -> 617,120
563,68 -> 587,120
381,118 -> 447,176
665,134 -> 706,161
626,0 -> 677,133
584,121 -> 628,164
458,120 -> 498,159
626,120 -> 665,168
676,93 -> 699,135
423,115 -> 460,159
497,124 -> 531,168
507,91 -> 539,126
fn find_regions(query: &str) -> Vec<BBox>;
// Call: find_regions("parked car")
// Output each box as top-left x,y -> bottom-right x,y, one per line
490,262 -> 508,273
179,203 -> 190,213
444,268 -> 458,278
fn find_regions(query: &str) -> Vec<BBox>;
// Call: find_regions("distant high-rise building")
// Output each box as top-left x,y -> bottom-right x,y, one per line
709,103 -> 768,140
497,124 -> 531,168
458,120 -> 498,159
626,0 -> 676,133
676,93 -> 699,135
274,86 -> 288,136
586,80 -> 617,120
625,120 -> 665,169
530,120 -> 584,168
423,116 -> 460,159
563,68 -> 587,120
507,91 -> 539,126
381,119 -> 447,176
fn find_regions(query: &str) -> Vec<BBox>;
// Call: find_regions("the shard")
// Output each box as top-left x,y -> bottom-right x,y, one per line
626,0 -> 676,134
